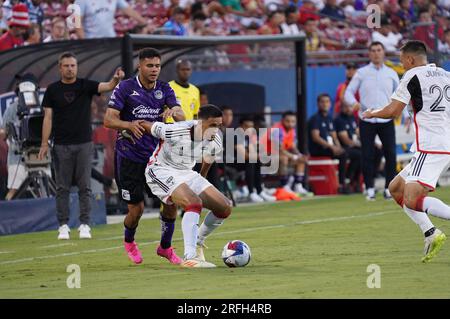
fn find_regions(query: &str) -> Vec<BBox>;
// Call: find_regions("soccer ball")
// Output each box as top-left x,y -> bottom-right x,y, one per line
221,240 -> 251,267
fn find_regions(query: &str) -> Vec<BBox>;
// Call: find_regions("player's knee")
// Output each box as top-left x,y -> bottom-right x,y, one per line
404,194 -> 425,212
184,196 -> 203,214
214,200 -> 232,219
388,182 -> 403,207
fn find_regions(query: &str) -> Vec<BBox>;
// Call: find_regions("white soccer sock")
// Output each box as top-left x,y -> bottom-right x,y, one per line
181,211 -> 200,260
403,205 -> 435,234
197,211 -> 224,246
423,197 -> 450,220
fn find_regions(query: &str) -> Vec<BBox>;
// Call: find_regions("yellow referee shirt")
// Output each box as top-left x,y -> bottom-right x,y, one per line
166,80 -> 200,123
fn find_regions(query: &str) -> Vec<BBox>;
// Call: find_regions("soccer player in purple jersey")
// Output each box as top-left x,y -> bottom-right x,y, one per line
104,48 -> 185,265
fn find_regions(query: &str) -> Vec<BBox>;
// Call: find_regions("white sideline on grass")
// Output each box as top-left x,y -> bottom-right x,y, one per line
0,210 -> 397,266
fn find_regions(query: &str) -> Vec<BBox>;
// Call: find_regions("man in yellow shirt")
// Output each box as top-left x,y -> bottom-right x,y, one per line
167,59 -> 200,123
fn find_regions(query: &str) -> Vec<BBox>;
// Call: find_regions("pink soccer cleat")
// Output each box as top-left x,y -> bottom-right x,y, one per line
124,241 -> 143,264
156,245 -> 182,265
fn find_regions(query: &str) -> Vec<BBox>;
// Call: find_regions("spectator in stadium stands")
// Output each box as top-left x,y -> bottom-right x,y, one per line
391,0 -> 415,33
344,41 -> 399,201
438,28 -> 450,54
298,0 -> 320,25
23,22 -> 40,45
0,3 -> 29,51
262,111 -> 309,195
220,0 -> 249,17
281,6 -> 302,35
258,9 -> 284,34
233,116 -> 276,202
413,8 -> 444,53
0,0 -> 19,31
320,0 -> 346,20
334,102 -> 362,193
75,0 -> 149,39
371,17 -> 403,53
23,0 -> 43,25
168,59 -> 200,122
303,18 -> 343,51
188,12 -> 217,35
43,17 -> 68,43
162,6 -> 187,35
334,62 -> 358,117
38,51 -> 125,240
308,93 -> 348,193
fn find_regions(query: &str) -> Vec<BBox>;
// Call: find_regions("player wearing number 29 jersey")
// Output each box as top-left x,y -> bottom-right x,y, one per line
391,63 -> 450,154
363,41 -> 450,263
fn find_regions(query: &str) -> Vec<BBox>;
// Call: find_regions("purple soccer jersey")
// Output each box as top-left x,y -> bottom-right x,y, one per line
108,76 -> 179,163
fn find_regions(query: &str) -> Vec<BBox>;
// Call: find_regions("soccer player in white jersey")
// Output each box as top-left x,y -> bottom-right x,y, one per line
142,104 -> 231,268
363,40 -> 450,262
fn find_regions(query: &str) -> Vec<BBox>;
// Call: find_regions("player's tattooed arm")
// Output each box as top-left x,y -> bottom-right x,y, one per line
363,99 -> 406,119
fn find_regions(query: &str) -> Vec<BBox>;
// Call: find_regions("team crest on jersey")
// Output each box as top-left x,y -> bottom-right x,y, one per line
190,102 -> 195,110
154,90 -> 163,99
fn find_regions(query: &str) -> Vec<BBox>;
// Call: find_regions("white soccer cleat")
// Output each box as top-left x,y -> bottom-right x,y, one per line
293,183 -> 309,196
240,186 -> 250,198
57,224 -> 70,240
249,192 -> 264,203
196,243 -> 208,261
366,188 -> 376,201
259,191 -> 276,202
181,257 -> 216,268
262,187 -> 277,195
78,224 -> 92,239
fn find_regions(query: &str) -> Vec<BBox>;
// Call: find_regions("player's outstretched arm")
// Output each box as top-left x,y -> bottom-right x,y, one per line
98,68 -> 125,93
362,99 -> 406,120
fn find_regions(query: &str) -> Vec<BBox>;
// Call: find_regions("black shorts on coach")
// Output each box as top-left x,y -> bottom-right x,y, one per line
114,153 -> 152,204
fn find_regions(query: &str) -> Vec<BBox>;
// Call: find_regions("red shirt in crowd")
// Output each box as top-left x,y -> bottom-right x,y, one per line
0,31 -> 24,51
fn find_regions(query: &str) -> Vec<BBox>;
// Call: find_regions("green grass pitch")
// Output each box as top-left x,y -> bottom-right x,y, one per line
1,189 -> 450,299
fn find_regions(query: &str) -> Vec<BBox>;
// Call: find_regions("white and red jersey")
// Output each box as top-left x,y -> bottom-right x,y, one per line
391,63 -> 450,154
148,121 -> 222,170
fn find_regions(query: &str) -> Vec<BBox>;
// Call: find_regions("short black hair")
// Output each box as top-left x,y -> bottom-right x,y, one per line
199,104 -> 223,119
58,51 -> 76,64
282,111 -> 296,119
239,115 -> 254,125
369,41 -> 385,50
400,40 -> 427,56
317,93 -> 331,103
138,48 -> 161,61
172,7 -> 185,15
192,12 -> 207,21
285,5 -> 298,16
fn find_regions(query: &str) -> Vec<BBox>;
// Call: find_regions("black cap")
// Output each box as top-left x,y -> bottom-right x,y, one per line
345,62 -> 358,69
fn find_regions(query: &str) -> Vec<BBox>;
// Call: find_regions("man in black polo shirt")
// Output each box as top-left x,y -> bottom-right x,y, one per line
308,93 -> 348,193
38,51 -> 124,240
334,102 -> 362,192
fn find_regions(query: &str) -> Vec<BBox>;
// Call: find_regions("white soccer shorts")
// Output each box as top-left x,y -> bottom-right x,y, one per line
145,164 -> 212,204
398,152 -> 450,190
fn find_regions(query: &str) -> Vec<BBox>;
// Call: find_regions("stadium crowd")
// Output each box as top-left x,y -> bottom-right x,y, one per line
0,0 -> 450,53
